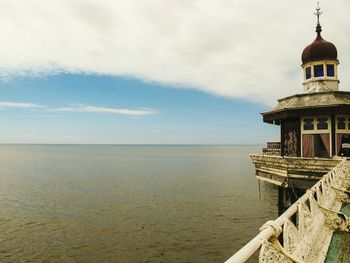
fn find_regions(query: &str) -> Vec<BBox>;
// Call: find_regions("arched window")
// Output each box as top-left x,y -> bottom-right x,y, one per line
337,117 -> 346,130
317,117 -> 328,130
303,118 -> 314,130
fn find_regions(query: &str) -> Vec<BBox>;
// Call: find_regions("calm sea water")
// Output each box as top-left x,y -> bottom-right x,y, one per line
0,145 -> 277,262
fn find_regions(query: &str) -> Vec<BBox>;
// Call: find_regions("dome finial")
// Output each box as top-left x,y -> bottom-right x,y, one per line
314,2 -> 323,37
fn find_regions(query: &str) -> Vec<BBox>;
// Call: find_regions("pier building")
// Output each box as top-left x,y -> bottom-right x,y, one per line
251,5 -> 350,213
226,5 -> 350,262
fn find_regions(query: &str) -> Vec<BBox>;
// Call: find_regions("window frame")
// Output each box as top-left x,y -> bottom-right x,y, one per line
301,116 -> 332,157
335,115 -> 350,156
301,116 -> 330,134
336,115 -> 350,133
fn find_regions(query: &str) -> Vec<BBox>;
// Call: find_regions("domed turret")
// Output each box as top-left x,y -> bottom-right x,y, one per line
302,25 -> 338,64
301,4 -> 339,93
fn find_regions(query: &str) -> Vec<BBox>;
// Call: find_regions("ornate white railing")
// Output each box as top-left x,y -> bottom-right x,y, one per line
225,159 -> 350,263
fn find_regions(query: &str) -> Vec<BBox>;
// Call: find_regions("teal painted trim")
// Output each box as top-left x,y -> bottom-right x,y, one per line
325,204 -> 350,262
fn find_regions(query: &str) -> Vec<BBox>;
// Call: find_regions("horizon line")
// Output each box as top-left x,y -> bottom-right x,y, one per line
0,143 -> 264,146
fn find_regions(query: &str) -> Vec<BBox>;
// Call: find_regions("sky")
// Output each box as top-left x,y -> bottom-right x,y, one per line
0,0 -> 350,144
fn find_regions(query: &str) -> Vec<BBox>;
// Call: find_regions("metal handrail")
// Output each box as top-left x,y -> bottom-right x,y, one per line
224,158 -> 348,263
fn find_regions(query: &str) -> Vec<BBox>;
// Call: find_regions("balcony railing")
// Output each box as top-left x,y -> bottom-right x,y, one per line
225,159 -> 350,262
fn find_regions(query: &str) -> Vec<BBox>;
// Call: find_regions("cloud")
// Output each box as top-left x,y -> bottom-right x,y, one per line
0,101 -> 156,116
50,105 -> 157,116
1,1 -> 350,104
0,101 -> 44,109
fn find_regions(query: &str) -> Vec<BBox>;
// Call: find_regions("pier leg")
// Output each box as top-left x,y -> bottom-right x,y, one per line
278,186 -> 284,216
278,186 -> 306,216
277,187 -> 290,216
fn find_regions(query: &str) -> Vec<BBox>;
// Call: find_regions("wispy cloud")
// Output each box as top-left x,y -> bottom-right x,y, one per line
0,101 -> 156,116
0,101 -> 44,109
50,105 -> 157,116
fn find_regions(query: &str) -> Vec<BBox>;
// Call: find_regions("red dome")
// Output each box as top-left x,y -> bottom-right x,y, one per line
301,25 -> 337,64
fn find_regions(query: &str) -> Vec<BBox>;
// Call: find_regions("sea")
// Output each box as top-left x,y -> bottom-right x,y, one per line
0,145 -> 278,263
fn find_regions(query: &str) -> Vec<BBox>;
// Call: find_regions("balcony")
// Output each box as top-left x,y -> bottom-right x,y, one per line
250,154 -> 342,189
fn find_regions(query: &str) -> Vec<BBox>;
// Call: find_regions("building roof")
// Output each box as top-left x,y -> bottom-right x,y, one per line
301,25 -> 337,64
262,91 -> 350,123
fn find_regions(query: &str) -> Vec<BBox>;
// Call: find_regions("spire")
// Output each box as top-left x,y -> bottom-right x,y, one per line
314,2 -> 323,38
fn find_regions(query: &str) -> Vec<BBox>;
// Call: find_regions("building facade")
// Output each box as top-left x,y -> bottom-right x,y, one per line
251,6 -> 350,214
263,10 -> 350,159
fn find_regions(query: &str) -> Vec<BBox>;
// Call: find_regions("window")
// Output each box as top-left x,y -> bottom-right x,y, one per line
337,117 -> 346,130
317,117 -> 328,130
314,64 -> 324,77
327,64 -> 335,77
302,116 -> 331,158
303,134 -> 330,158
305,67 -> 311,79
336,116 -> 350,156
303,116 -> 330,132
303,118 -> 314,130
338,134 -> 350,157
335,116 -> 350,131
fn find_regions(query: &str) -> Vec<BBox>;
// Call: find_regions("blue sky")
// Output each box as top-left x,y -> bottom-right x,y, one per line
0,0 -> 348,144
0,74 -> 277,144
